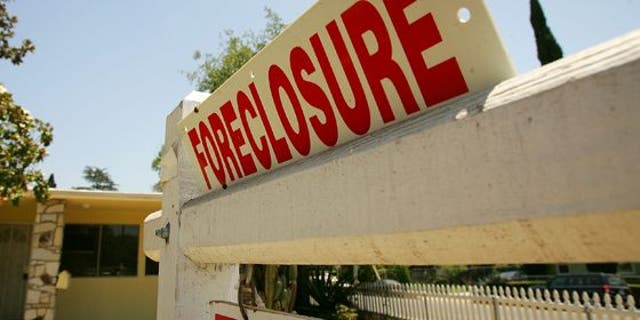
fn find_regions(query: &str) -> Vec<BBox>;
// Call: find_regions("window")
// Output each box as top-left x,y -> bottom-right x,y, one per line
60,225 -> 139,277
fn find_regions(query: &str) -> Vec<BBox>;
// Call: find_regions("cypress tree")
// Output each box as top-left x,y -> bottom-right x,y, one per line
530,0 -> 563,65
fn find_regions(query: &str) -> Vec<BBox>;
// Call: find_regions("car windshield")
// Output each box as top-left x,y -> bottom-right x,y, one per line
584,275 -> 602,285
550,276 -> 569,286
607,275 -> 627,286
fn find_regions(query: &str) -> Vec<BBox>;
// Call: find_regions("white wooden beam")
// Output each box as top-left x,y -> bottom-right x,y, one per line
154,93 -> 239,320
176,30 -> 640,265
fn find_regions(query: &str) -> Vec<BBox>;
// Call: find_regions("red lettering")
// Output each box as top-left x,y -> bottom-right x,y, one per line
187,127 -> 212,190
290,46 -> 338,147
384,0 -> 469,106
312,23 -> 370,135
269,64 -> 311,156
237,88 -> 272,170
198,121 -> 226,187
343,1 -> 419,123
221,101 -> 257,177
208,109 -> 242,181
249,83 -> 293,164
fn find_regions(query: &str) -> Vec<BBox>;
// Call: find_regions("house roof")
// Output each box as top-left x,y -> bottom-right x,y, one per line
1,189 -> 161,210
49,189 -> 161,202
0,189 -> 162,223
47,189 -> 161,212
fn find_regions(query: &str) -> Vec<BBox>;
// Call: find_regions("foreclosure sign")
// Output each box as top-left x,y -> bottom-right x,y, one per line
181,0 -> 514,192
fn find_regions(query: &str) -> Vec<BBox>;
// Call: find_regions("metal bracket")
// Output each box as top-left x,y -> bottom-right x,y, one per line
155,222 -> 170,243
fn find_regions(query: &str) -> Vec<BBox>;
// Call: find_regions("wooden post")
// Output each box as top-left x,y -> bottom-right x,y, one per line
151,92 -> 239,320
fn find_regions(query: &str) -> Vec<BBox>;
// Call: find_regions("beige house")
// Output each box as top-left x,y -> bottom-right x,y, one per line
0,189 -> 160,320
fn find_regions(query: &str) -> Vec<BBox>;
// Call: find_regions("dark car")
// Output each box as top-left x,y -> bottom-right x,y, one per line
545,273 -> 631,298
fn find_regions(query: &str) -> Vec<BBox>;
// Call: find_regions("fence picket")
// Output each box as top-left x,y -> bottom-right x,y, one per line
478,286 -> 485,320
508,287 -> 517,320
389,284 -> 395,318
392,284 -> 398,318
439,285 -> 447,320
461,285 -> 472,320
550,290 -> 561,320
447,285 -> 456,320
409,284 -> 415,320
415,284 -> 424,320
503,286 -> 512,320
406,283 -> 413,320
477,286 -> 486,320
435,284 -> 441,320
398,283 -> 405,319
428,284 -> 436,320
629,296 -> 637,313
412,283 -> 420,320
351,283 -> 640,320
397,284 -> 403,319
402,283 -> 409,320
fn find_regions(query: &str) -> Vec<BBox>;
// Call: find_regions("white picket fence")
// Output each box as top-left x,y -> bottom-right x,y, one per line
351,283 -> 640,320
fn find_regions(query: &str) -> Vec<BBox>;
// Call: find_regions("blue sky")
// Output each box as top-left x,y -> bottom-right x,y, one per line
1,0 -> 639,193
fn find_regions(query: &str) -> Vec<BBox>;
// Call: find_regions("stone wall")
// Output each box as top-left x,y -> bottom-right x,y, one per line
24,201 -> 64,320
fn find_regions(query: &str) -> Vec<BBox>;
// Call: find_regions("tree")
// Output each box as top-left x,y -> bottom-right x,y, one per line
0,0 -> 35,65
151,146 -> 162,192
377,265 -> 412,283
294,265 -> 380,318
530,0 -> 563,65
186,7 -> 284,92
47,173 -> 56,188
1,0 -> 51,205
74,166 -> 118,191
0,90 -> 52,204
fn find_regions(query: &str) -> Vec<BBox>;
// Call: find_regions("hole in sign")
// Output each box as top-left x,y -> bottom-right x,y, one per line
458,7 -> 471,23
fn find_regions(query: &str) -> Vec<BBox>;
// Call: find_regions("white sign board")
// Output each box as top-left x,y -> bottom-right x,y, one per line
182,0 -> 514,192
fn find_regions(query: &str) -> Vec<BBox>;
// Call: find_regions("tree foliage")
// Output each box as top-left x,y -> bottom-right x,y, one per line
0,0 -> 35,65
530,0 -> 563,65
376,265 -> 412,283
151,146 -> 162,192
186,7 -> 285,93
74,166 -> 118,191
0,89 -> 52,204
1,0 -> 51,205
